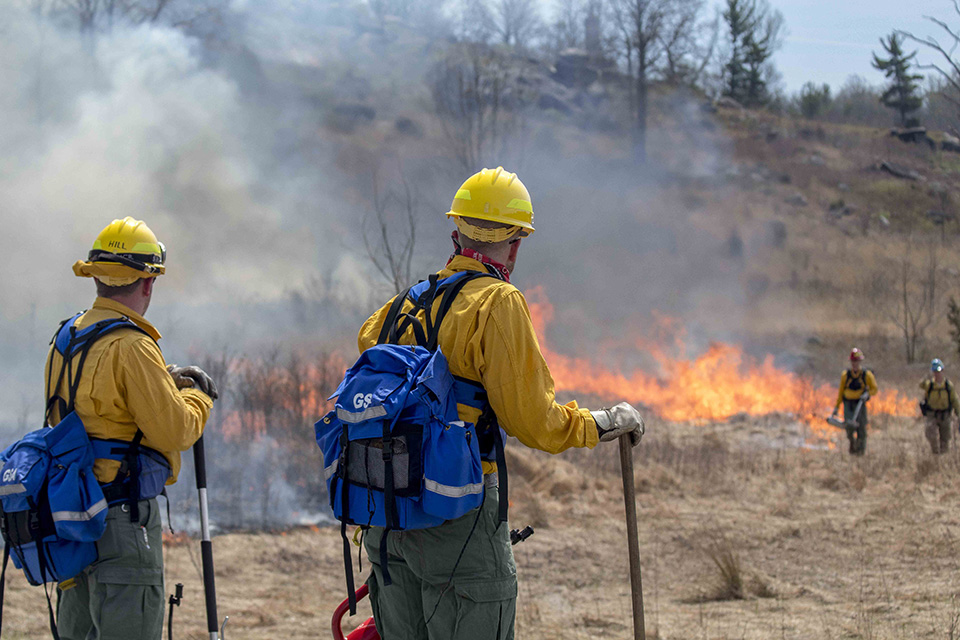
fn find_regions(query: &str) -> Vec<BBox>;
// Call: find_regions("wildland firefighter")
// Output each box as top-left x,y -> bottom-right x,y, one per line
339,167 -> 645,640
919,358 -> 959,454
44,217 -> 217,640
831,347 -> 878,455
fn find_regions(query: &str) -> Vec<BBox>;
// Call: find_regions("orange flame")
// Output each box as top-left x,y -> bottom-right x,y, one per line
526,287 -> 915,427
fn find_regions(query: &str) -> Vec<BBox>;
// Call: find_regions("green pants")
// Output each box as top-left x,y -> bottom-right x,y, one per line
925,413 -> 953,454
363,486 -> 517,640
844,399 -> 867,455
57,498 -> 165,640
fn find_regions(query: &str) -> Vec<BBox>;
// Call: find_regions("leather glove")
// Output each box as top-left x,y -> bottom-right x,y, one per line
831,407 -> 839,416
591,402 -> 645,447
860,393 -> 870,402
167,364 -> 219,400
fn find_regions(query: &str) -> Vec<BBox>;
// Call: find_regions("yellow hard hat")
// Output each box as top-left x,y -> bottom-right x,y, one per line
73,217 -> 166,286
446,167 -> 535,242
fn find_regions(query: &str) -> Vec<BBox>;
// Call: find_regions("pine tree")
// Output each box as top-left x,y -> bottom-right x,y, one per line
722,0 -> 755,103
743,33 -> 771,106
872,32 -> 923,126
722,0 -> 782,107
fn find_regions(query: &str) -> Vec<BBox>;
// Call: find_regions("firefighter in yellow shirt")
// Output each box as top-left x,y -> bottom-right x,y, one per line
355,167 -> 645,640
51,218 -> 218,640
919,358 -> 959,454
831,347 -> 878,455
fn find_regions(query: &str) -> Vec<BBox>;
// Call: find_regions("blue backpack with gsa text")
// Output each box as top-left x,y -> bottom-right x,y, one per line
315,269 -> 510,613
0,313 -> 172,638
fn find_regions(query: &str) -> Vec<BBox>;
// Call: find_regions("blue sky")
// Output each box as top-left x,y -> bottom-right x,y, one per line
771,0 -> 955,92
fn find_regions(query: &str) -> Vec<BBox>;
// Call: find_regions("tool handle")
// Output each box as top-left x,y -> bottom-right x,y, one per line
193,437 -> 220,639
619,434 -> 646,640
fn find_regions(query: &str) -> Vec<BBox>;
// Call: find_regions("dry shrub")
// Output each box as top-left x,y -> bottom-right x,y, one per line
916,456 -> 939,483
770,500 -> 794,518
850,467 -> 867,492
818,473 -> 842,492
521,497 -> 550,529
705,542 -> 745,600
506,445 -> 545,484
548,476 -> 578,498
635,463 -> 682,494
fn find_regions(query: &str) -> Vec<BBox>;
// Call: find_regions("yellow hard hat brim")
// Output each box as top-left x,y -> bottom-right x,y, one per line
73,260 -> 165,281
445,211 -> 535,234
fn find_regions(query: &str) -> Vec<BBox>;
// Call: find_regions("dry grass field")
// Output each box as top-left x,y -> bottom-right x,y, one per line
4,409 -> 960,640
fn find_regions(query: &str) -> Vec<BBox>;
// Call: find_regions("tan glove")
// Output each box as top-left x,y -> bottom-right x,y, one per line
167,364 -> 219,400
591,402 -> 645,447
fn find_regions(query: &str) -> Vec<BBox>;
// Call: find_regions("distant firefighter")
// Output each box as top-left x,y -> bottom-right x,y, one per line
831,348 -> 878,455
919,358 -> 959,454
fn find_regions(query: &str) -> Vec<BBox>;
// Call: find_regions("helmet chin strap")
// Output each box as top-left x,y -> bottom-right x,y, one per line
451,230 -> 463,254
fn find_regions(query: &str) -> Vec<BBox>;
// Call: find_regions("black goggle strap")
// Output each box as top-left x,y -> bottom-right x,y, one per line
87,250 -> 163,274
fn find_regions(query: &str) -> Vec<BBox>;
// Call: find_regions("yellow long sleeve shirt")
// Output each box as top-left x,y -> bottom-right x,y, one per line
45,297 -> 213,484
834,368 -> 878,411
919,379 -> 960,414
357,256 -> 598,475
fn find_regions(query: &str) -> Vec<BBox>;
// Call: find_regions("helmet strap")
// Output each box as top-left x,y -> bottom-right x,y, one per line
453,217 -> 521,243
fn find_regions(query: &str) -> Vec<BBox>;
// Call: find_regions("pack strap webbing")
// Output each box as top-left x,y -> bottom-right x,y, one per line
925,379 -> 954,415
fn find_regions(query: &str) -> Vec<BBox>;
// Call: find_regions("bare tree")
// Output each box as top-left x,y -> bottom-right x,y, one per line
873,241 -> 942,363
546,0 -> 587,54
660,0 -> 718,87
430,43 -> 535,172
361,162 -> 420,294
486,0 -> 542,48
609,0 -> 670,164
899,3 -> 960,125
51,0 -> 225,34
455,0 -> 495,43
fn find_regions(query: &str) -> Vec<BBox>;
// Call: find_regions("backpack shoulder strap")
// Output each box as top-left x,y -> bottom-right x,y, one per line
426,271 -> 500,351
46,315 -> 150,422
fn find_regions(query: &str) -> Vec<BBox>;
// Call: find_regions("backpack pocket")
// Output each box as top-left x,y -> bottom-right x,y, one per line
343,425 -> 423,498
0,445 -> 48,513
47,462 -> 107,542
421,419 -> 483,520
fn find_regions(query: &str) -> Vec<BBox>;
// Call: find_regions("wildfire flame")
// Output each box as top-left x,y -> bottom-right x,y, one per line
525,287 -> 915,429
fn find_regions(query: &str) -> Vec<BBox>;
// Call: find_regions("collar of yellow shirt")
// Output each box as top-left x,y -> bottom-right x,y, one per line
90,297 -> 162,342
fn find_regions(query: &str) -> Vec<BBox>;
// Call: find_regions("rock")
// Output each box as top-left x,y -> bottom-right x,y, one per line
785,193 -> 808,207
878,161 -> 922,181
942,134 -> 960,153
806,335 -> 824,347
552,49 -> 600,88
725,230 -> 744,259
805,154 -> 825,166
838,182 -> 850,192
715,96 -> 744,110
891,127 -> 937,149
778,173 -> 792,184
767,220 -> 788,248
878,214 -> 891,228
325,103 -> 376,133
394,117 -> 423,137
538,92 -> 574,114
828,200 -> 856,217
927,210 -> 955,225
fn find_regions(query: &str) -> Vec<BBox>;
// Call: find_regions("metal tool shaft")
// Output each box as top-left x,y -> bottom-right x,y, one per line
193,436 -> 220,640
619,434 -> 646,640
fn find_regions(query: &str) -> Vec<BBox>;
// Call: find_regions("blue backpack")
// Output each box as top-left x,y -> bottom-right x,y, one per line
0,313 -> 172,637
315,269 -> 510,613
